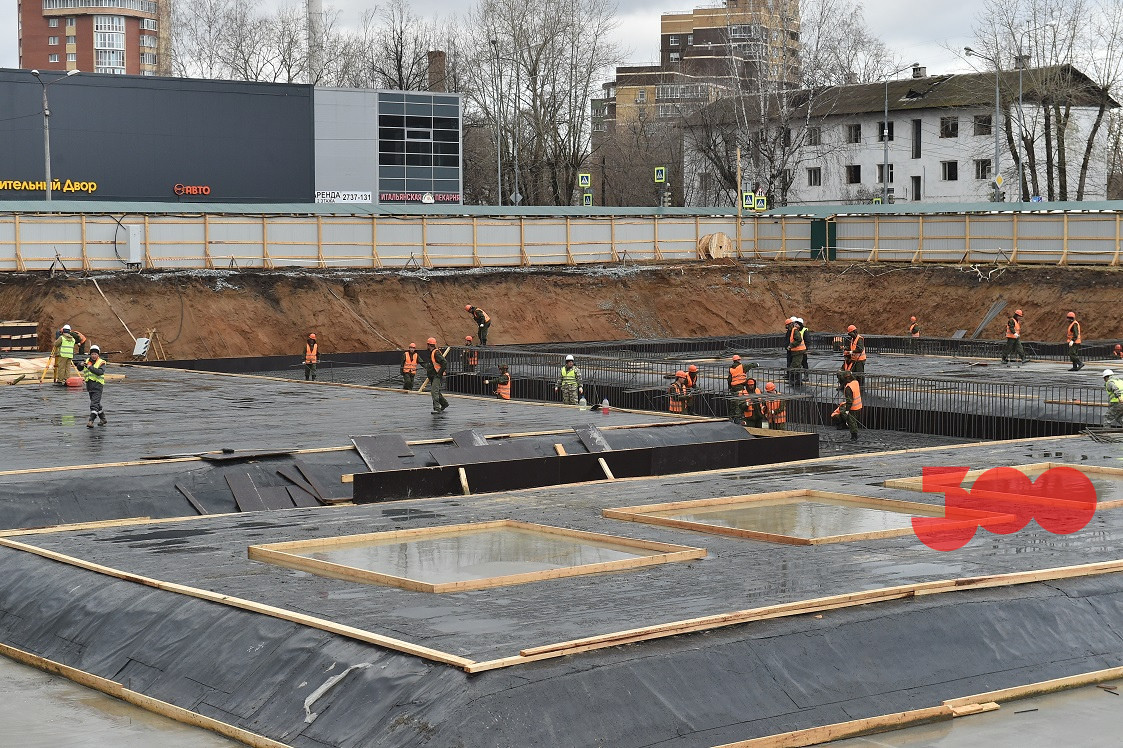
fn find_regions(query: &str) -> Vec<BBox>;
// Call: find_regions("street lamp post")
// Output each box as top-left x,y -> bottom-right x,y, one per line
964,47 -> 1002,199
30,69 -> 80,202
882,62 -> 919,203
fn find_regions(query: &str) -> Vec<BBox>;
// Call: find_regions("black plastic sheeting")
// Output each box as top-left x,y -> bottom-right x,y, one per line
1,546 -> 1121,747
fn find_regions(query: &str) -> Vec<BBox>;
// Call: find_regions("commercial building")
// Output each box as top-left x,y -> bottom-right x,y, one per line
0,69 -> 462,205
17,0 -> 171,76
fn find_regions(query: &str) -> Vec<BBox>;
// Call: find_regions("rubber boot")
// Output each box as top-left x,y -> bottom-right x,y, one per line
850,432 -> 859,441
99,415 -> 108,426
87,417 -> 95,429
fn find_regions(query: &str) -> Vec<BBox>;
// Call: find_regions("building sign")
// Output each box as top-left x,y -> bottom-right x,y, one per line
0,179 -> 97,193
174,183 -> 211,196
378,191 -> 462,204
315,190 -> 373,204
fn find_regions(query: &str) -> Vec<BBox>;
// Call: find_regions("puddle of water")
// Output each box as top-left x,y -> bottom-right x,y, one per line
646,497 -> 938,539
295,526 -> 657,584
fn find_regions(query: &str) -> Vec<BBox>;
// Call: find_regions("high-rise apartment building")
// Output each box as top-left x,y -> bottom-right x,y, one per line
17,0 -> 171,76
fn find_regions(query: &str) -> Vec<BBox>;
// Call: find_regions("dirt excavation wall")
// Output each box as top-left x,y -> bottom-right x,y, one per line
2,261 -> 1122,359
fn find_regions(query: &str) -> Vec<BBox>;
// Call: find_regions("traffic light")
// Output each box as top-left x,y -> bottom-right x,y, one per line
661,187 -> 672,207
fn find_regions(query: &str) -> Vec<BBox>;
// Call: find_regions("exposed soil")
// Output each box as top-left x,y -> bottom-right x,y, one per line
2,261 -> 1122,359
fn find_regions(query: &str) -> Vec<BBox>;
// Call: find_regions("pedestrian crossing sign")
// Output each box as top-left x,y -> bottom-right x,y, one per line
579,173 -> 591,188
742,191 -> 753,210
582,192 -> 593,206
753,194 -> 768,212
654,166 -> 666,183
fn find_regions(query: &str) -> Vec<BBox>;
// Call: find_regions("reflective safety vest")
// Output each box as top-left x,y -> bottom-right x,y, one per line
1067,320 -> 1082,344
1007,318 -> 1021,339
668,381 -> 688,413
729,364 -> 748,387
742,387 -> 763,418
848,334 -> 866,361
789,327 -> 807,352
684,371 -> 699,389
1108,378 -> 1123,403
465,346 -> 479,366
81,357 -> 106,385
304,342 -> 318,364
767,399 -> 786,424
58,334 -> 76,359
474,308 -> 491,324
909,322 -> 920,338
402,351 -> 419,374
496,374 -> 511,400
429,350 -> 444,376
559,366 -> 580,385
844,380 -> 863,410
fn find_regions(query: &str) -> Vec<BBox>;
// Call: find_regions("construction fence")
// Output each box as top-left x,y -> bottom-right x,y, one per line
3,203 -> 1123,270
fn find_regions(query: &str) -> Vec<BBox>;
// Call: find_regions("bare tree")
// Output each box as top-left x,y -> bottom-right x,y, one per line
800,0 -> 899,87
171,0 -> 234,79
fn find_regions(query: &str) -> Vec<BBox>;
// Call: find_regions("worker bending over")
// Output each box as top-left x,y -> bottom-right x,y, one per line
1105,369 -> 1123,428
1065,312 -> 1084,371
843,325 -> 866,384
556,355 -> 583,405
75,344 -> 108,428
465,305 -> 491,345
668,371 -> 690,414
831,370 -> 862,441
426,338 -> 450,413
303,333 -> 319,381
463,335 -> 479,372
401,343 -> 419,390
765,381 -> 786,430
52,324 -> 84,383
787,318 -> 807,387
1002,309 -> 1026,365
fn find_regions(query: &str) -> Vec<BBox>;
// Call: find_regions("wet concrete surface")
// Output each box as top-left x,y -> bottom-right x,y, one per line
0,656 -> 238,747
835,685 -> 1123,747
647,498 -> 930,539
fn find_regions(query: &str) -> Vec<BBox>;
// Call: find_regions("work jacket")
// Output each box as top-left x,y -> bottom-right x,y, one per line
402,351 -> 419,374
426,349 -> 446,378
767,398 -> 786,424
843,380 -> 862,411
495,373 -> 511,400
465,345 -> 479,366
304,342 -> 318,364
1007,318 -> 1021,339
1067,320 -> 1082,344
668,381 -> 689,413
557,365 -> 582,388
56,333 -> 76,359
472,308 -> 491,324
847,334 -> 866,361
909,322 -> 920,338
729,363 -> 748,387
81,356 -> 106,385
789,326 -> 806,352
1108,378 -> 1123,404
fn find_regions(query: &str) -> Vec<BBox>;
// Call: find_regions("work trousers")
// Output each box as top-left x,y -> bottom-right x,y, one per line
788,352 -> 807,387
833,409 -> 859,436
402,372 -> 415,391
87,382 -> 105,420
1069,342 -> 1083,369
54,356 -> 74,383
430,376 -> 449,411
477,321 -> 491,345
560,383 -> 580,405
849,359 -> 865,386
1106,402 -> 1123,428
304,362 -> 317,381
1002,338 -> 1026,363
742,414 -> 764,429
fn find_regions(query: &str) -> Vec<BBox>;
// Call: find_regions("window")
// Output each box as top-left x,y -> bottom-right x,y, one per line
140,34 -> 157,48
67,53 -> 76,62
911,175 -> 922,201
877,163 -> 894,183
48,18 -> 60,26
96,32 -> 125,49
806,126 -> 821,146
94,15 -> 125,32
686,34 -> 693,45
140,52 -> 157,65
95,49 -> 125,68
782,168 -> 793,186
140,18 -> 157,31
48,53 -> 60,62
973,114 -> 992,136
941,160 -> 958,181
807,166 -> 822,187
635,89 -> 646,103
911,119 -> 922,158
940,116 -> 959,138
669,51 -> 681,62
846,123 -> 861,144
846,164 -> 862,184
65,16 -> 75,26
877,121 -> 894,142
66,35 -> 76,44
668,35 -> 679,46
974,159 -> 992,180
48,36 -> 59,45
45,0 -> 156,9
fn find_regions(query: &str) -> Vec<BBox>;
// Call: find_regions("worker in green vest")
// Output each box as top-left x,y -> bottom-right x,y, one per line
75,344 -> 108,427
1104,369 -> 1123,427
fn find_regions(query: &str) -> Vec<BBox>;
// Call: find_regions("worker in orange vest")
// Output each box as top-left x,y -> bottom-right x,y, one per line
684,364 -> 700,414
426,337 -> 449,413
787,318 -> 807,387
784,317 -> 794,368
463,335 -> 479,372
668,371 -> 690,414
1065,312 -> 1084,371
728,354 -> 749,395
736,377 -> 766,428
401,342 -> 419,390
1002,309 -> 1026,365
831,370 -> 862,441
908,316 -> 920,352
492,363 -> 511,400
466,305 -> 491,345
303,333 -> 319,381
765,381 -> 786,430
843,325 -> 866,385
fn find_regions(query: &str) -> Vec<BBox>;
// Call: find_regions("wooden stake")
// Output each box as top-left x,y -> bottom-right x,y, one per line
458,467 -> 471,495
598,457 -> 615,480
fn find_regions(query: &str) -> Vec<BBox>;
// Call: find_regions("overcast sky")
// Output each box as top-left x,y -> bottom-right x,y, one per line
0,0 -> 976,76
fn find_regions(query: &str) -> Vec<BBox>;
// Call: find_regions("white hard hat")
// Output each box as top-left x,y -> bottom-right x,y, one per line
62,324 -> 71,331
90,344 -> 100,352
1104,369 -> 1115,377
794,317 -> 804,324
565,355 -> 575,362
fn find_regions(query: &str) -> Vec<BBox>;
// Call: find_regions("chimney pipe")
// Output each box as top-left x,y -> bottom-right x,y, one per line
911,64 -> 926,79
427,50 -> 447,93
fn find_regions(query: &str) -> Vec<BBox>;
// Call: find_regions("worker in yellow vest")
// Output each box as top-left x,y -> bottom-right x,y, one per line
556,355 -> 583,404
303,333 -> 319,381
75,344 -> 108,427
401,342 -> 419,390
1104,369 -> 1123,427
52,324 -> 83,383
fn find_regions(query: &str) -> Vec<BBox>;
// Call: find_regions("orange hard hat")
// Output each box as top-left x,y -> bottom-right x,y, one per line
308,333 -> 316,339
675,370 -> 686,378
427,337 -> 437,345
408,342 -> 416,348
732,354 -> 741,361
465,304 -> 473,311
846,325 -> 857,333
1014,309 -> 1024,316
910,316 -> 916,322
688,364 -> 698,372
466,335 -> 473,341
1066,312 -> 1076,319
765,381 -> 776,392
785,317 -> 793,325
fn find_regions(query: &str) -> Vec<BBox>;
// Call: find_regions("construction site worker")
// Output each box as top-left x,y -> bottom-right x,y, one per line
492,364 -> 511,400
1065,312 -> 1084,371
765,381 -> 786,430
401,342 -> 419,391
738,377 -> 766,428
843,325 -> 866,384
463,335 -> 479,372
1114,344 -> 1123,360
684,364 -> 700,414
556,355 -> 583,405
728,354 -> 749,395
784,318 -> 794,368
465,305 -> 491,345
303,333 -> 319,381
787,318 -> 807,387
74,344 -> 108,427
51,324 -> 82,383
668,371 -> 690,414
831,370 -> 862,441
1002,309 -> 1027,365
55,323 -> 87,352
426,338 -> 449,413
1104,369 -> 1123,427
908,316 -> 920,351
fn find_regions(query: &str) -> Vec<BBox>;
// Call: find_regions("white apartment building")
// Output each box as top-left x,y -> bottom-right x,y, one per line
685,64 -> 1117,207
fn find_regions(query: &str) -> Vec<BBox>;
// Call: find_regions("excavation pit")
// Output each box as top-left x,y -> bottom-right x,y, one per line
248,520 -> 706,592
604,490 -> 1004,545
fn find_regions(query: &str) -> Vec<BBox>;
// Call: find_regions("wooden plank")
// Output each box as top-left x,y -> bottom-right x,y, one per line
276,466 -> 320,498
294,460 -> 346,501
174,483 -> 209,515
225,473 -> 267,513
598,457 -> 616,481
575,425 -> 612,453
451,429 -> 489,447
553,443 -> 567,456
351,435 -> 414,471
711,705 -> 954,747
287,485 -> 321,508
458,467 -> 471,496
947,702 -> 1000,717
258,486 -> 296,510
944,665 -> 1123,708
200,448 -> 297,462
